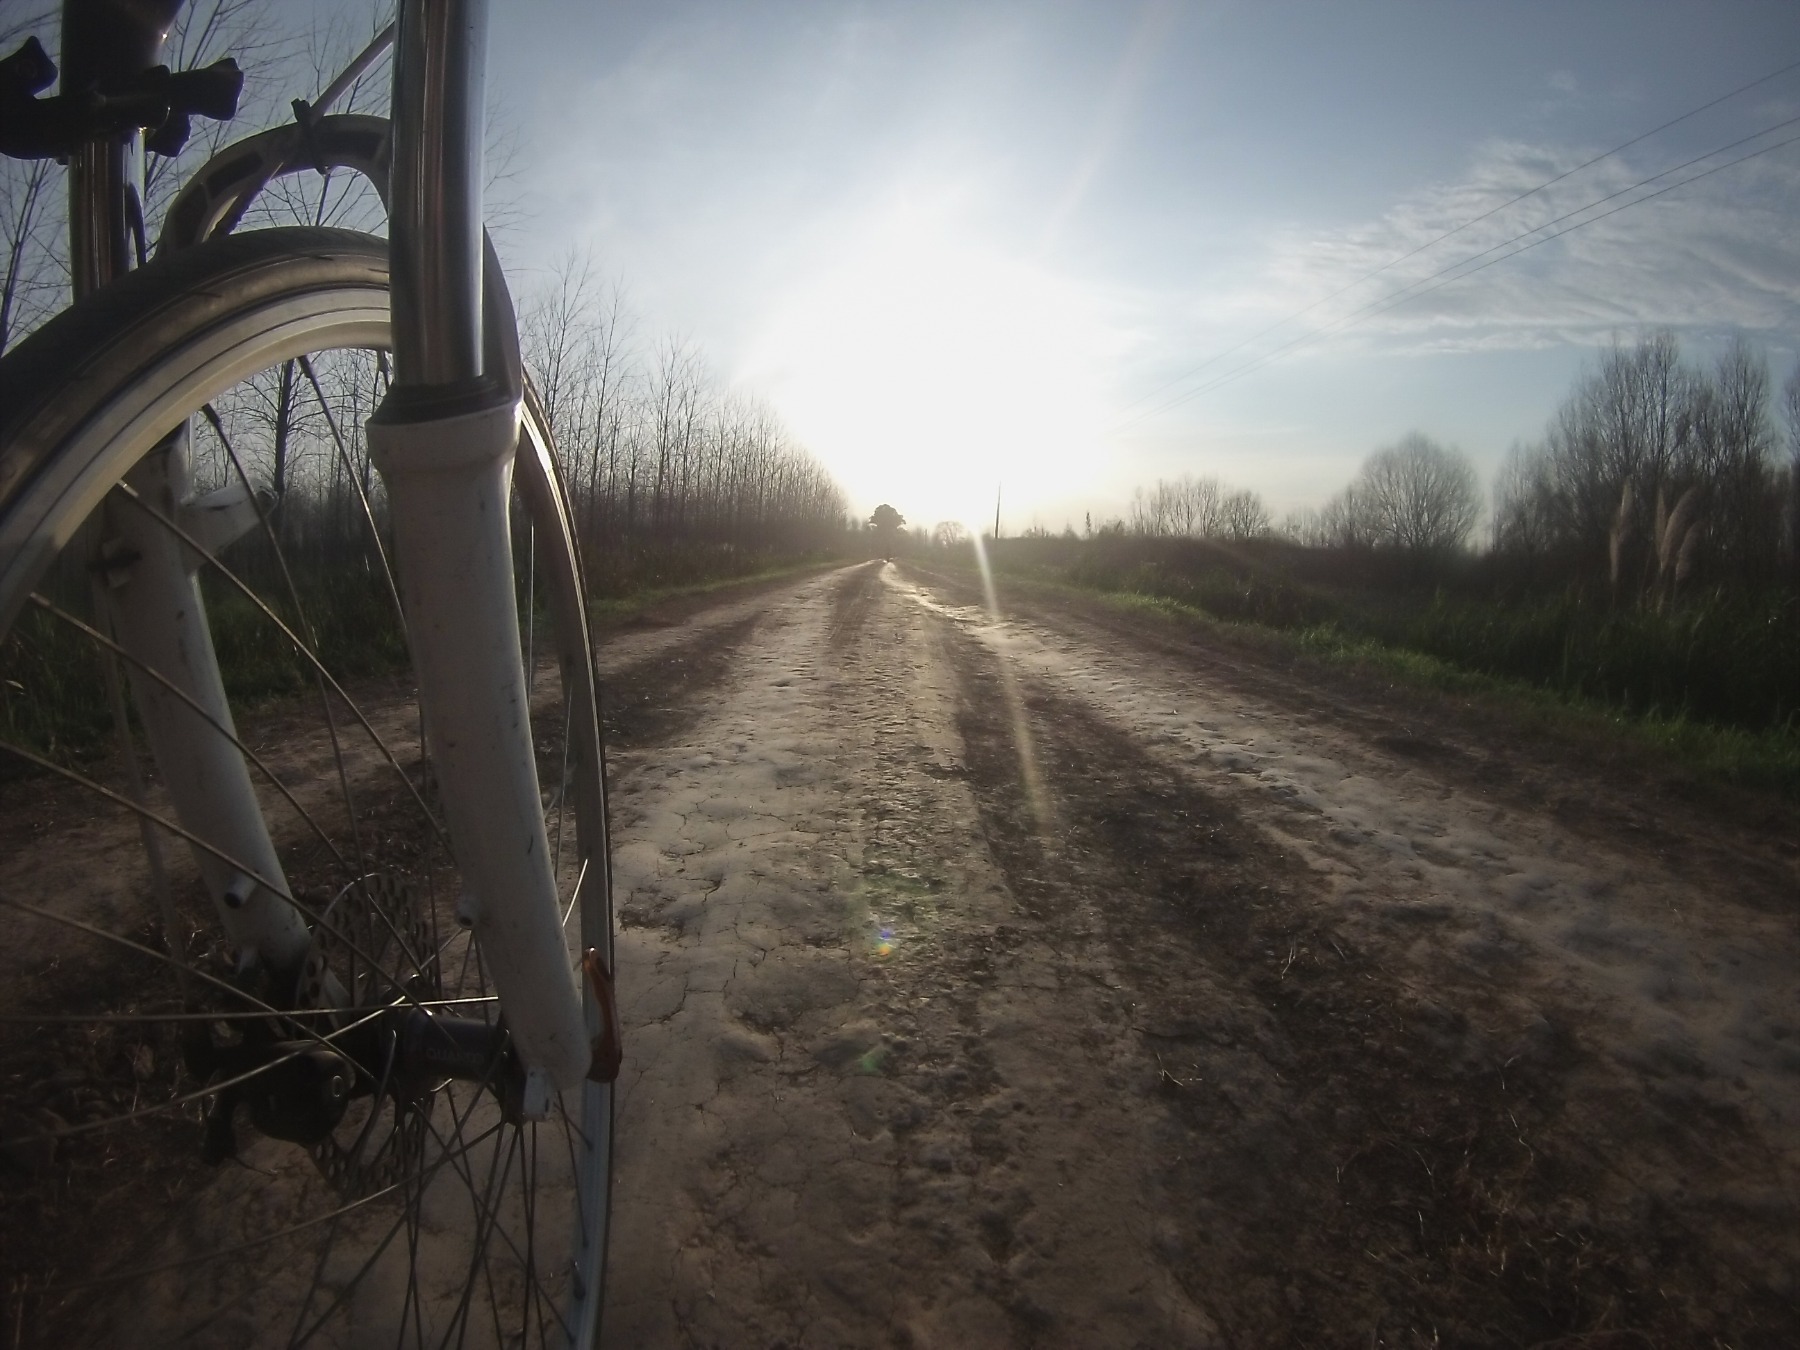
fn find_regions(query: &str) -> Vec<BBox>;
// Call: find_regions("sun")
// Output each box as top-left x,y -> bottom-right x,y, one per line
745,204 -> 1112,530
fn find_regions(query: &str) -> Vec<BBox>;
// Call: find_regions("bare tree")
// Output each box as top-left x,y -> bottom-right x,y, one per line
1492,441 -> 1558,558
1318,482 -> 1379,550
1357,433 -> 1481,557
0,155 -> 57,356
1218,489 -> 1269,540
1782,361 -> 1800,578
1689,339 -> 1778,580
1128,474 -> 1264,539
1495,331 -> 1791,594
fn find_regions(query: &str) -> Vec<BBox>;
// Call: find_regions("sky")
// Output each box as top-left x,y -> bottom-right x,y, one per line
473,0 -> 1800,533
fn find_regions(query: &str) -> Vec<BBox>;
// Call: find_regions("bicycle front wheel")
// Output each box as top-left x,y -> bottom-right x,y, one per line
0,227 -> 613,1348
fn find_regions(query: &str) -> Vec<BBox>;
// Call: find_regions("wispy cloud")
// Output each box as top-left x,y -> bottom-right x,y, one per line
1241,133 -> 1800,357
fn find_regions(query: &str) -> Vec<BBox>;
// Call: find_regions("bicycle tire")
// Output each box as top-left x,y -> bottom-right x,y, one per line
0,227 -> 614,1348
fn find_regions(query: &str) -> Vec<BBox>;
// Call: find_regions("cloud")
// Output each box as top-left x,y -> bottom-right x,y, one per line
1213,132 -> 1800,360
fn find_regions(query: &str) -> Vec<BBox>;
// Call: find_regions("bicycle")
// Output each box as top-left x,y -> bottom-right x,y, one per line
0,2 -> 618,1345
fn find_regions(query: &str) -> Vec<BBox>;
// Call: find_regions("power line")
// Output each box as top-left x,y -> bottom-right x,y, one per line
1117,112 -> 1800,428
1109,55 -> 1800,425
1121,128 -> 1800,423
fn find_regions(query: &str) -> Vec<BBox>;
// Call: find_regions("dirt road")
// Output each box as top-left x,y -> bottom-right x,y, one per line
596,561 -> 1798,1348
4,559 -> 1795,1347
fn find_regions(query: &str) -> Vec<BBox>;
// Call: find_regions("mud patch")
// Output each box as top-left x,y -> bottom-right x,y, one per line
601,614 -> 762,749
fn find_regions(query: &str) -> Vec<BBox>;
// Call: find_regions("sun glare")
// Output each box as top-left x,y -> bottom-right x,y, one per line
746,206 -> 1112,529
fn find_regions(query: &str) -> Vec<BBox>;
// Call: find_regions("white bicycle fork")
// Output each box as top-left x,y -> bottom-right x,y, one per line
104,383 -> 591,1092
97,0 -> 591,1093
369,397 -> 590,1090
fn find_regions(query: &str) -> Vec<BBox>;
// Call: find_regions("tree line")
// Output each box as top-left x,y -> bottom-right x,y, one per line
522,257 -> 846,583
2,4 -> 849,595
1493,332 -> 1798,600
1057,331 -> 1798,600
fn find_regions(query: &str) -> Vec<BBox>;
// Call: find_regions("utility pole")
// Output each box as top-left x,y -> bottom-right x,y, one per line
993,483 -> 1002,541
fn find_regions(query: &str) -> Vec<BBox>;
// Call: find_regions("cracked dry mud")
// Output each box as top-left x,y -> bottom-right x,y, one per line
598,562 -> 1799,1348
3,559 -> 1796,1347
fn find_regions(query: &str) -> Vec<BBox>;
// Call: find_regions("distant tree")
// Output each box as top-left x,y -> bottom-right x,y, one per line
1783,361 -> 1800,578
1358,433 -> 1481,557
1688,338 -> 1777,580
869,503 -> 905,556
1219,489 -> 1270,540
1279,506 -> 1325,547
1127,474 -> 1268,540
1494,331 -> 1791,595
1317,483 -> 1379,550
932,520 -> 969,549
1492,441 -> 1556,557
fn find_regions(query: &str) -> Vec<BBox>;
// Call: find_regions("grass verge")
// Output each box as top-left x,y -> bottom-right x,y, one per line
2,552 -> 855,778
948,560 -> 1800,801
585,556 -> 842,627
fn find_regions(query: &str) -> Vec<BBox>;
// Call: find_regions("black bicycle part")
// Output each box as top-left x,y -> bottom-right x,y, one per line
1,2 -> 241,162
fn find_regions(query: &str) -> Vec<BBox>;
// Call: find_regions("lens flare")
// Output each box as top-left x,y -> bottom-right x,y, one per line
967,534 -> 1054,836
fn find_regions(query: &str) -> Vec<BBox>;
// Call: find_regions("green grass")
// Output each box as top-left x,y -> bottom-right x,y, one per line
2,548 -> 850,776
1,568 -> 412,776
582,541 -> 846,601
1286,618 -> 1800,796
585,555 -> 841,625
950,549 -> 1800,800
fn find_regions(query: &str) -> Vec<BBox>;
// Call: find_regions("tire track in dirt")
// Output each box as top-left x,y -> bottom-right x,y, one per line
940,624 -> 1753,1344
602,562 -> 1220,1347
8,555 -> 1794,1345
895,563 -> 1799,1346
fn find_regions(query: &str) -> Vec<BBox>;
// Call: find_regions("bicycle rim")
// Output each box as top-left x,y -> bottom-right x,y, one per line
0,227 -> 613,1348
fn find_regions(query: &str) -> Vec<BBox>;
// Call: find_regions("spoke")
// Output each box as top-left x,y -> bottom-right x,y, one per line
524,1122 -> 558,1347
401,1129 -> 429,1350
29,594 -> 352,880
292,1150 -> 418,1350
30,1119 -> 504,1296
292,1199 -> 410,1350
555,1091 -> 594,1156
88,577 -> 187,1001
0,1004 -> 390,1148
0,995 -> 495,1025
420,1108 -> 573,1346
561,856 -> 590,932
0,754 -> 439,1023
288,1105 -> 510,1347
108,480 -> 448,846
311,167 -> 334,228
556,1098 -> 592,1260
552,692 -> 571,880
0,889 -> 411,1058
295,355 -> 406,629
440,1124 -> 520,1350
202,401 -> 370,877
